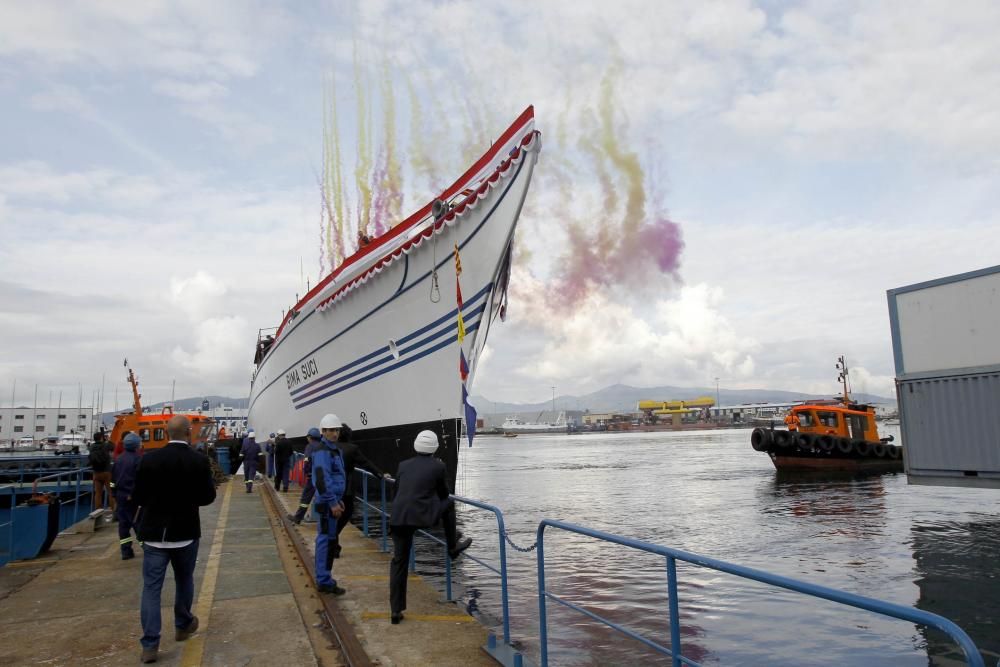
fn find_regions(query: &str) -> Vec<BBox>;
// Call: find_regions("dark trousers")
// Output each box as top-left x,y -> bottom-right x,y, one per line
115,495 -> 137,552
389,525 -> 417,614
315,509 -> 338,587
244,459 -> 257,491
293,480 -> 315,521
336,494 -> 354,536
93,471 -> 115,511
274,458 -> 290,491
141,540 -> 198,649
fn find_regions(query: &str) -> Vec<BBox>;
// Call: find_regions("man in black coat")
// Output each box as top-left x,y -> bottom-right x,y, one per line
273,429 -> 293,492
388,430 -> 472,624
133,415 -> 216,664
332,423 -> 381,558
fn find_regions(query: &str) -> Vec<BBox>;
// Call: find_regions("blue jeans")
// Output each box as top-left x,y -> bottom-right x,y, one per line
140,540 -> 199,649
315,510 -> 338,586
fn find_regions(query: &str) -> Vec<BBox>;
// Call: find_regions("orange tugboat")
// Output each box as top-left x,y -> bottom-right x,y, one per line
109,361 -> 215,455
750,356 -> 903,472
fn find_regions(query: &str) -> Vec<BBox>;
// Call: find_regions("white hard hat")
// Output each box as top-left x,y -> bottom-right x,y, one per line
319,414 -> 342,430
277,429 -> 286,436
413,430 -> 439,454
248,431 -> 256,438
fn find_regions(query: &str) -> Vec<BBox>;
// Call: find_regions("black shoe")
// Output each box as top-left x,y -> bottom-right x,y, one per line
391,612 -> 404,625
317,584 -> 347,595
449,537 -> 472,560
121,549 -> 135,561
140,646 -> 158,663
175,615 -> 199,641
286,513 -> 301,525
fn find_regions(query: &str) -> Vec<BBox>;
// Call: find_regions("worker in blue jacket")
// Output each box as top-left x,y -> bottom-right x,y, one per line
111,432 -> 142,560
312,414 -> 347,595
289,427 -> 323,524
241,431 -> 261,493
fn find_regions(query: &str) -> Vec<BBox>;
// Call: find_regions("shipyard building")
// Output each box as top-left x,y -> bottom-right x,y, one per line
1,406 -> 98,442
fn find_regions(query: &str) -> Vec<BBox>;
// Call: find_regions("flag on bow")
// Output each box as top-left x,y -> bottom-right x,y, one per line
455,243 -> 476,446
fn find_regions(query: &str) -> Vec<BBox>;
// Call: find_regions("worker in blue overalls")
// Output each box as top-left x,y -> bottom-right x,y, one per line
312,414 -> 347,595
111,432 -> 142,560
289,427 -> 323,524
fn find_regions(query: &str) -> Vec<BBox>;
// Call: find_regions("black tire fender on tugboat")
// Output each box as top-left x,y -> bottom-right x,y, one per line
816,435 -> 836,452
772,430 -> 792,448
872,443 -> 887,458
836,437 -> 853,454
886,445 -> 902,460
852,440 -> 871,457
795,432 -> 815,451
751,428 -> 772,452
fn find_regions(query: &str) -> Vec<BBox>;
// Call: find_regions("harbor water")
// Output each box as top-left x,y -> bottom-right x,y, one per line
426,428 -> 1000,666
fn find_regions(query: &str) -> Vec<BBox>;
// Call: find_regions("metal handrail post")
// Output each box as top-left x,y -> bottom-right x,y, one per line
496,507 -> 511,644
445,552 -> 453,601
537,522 -> 549,667
361,474 -> 369,537
666,555 -> 682,667
379,475 -> 388,553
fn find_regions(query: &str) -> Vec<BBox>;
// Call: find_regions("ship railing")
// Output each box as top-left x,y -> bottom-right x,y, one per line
535,519 -> 986,667
354,467 -> 522,665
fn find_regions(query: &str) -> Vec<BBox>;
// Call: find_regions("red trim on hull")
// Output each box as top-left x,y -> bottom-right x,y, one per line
769,455 -> 903,472
273,105 -> 535,340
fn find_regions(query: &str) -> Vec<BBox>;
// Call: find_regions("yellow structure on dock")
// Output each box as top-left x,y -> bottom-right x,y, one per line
637,397 -> 715,415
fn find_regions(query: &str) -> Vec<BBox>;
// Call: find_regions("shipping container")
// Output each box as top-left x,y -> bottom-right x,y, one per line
887,265 -> 1000,489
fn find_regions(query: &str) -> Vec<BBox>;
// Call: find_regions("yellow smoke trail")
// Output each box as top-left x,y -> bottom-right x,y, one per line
329,75 -> 347,265
406,75 -> 438,190
353,44 -> 373,237
597,63 -> 645,236
380,61 -> 403,225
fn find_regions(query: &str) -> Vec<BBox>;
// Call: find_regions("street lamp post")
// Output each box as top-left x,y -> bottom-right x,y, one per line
715,377 -> 720,423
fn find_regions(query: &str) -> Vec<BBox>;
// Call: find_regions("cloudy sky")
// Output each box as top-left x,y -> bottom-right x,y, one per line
2,0 -> 999,410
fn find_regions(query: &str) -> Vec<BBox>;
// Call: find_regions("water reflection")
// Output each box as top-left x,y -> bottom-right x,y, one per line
911,518 -> 1000,665
762,471 -> 891,540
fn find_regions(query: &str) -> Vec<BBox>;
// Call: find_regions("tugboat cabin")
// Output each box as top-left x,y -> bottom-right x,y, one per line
789,403 -> 880,443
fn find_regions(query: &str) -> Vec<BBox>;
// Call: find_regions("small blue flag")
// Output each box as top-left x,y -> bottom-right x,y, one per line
462,384 -> 477,447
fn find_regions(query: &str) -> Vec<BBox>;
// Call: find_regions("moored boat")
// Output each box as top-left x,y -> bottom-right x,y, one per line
247,108 -> 541,484
108,363 -> 215,454
750,357 -> 903,472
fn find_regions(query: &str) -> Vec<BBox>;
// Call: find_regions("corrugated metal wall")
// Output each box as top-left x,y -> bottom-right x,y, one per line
900,371 -> 1000,485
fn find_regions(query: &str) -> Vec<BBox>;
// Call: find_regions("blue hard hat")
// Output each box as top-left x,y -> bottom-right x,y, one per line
307,427 -> 321,439
123,433 -> 141,450
269,432 -> 276,438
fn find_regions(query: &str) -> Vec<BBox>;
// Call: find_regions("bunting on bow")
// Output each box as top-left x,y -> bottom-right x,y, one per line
459,349 -> 469,382
455,243 -> 476,446
455,243 -> 466,343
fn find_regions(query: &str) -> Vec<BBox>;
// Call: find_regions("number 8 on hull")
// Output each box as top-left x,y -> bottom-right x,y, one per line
248,107 -> 541,485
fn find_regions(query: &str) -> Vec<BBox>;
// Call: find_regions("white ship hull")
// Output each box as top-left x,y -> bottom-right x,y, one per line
248,109 -> 540,474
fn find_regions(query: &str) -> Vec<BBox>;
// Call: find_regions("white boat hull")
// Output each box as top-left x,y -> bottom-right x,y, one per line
248,117 -> 540,466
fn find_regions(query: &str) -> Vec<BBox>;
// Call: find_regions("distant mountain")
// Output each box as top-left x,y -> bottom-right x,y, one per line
99,395 -> 248,424
470,383 -> 893,415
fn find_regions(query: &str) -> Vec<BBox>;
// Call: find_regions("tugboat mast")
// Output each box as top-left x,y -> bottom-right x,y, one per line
125,359 -> 143,417
836,355 -> 851,405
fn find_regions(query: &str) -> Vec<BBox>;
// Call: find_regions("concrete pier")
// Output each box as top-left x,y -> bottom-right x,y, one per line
0,476 -> 497,666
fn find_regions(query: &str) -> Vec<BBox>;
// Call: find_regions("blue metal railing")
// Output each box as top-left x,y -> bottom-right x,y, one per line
353,468 -> 516,650
0,455 -> 88,484
0,484 -> 14,563
0,466 -> 94,566
536,519 -> 986,667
